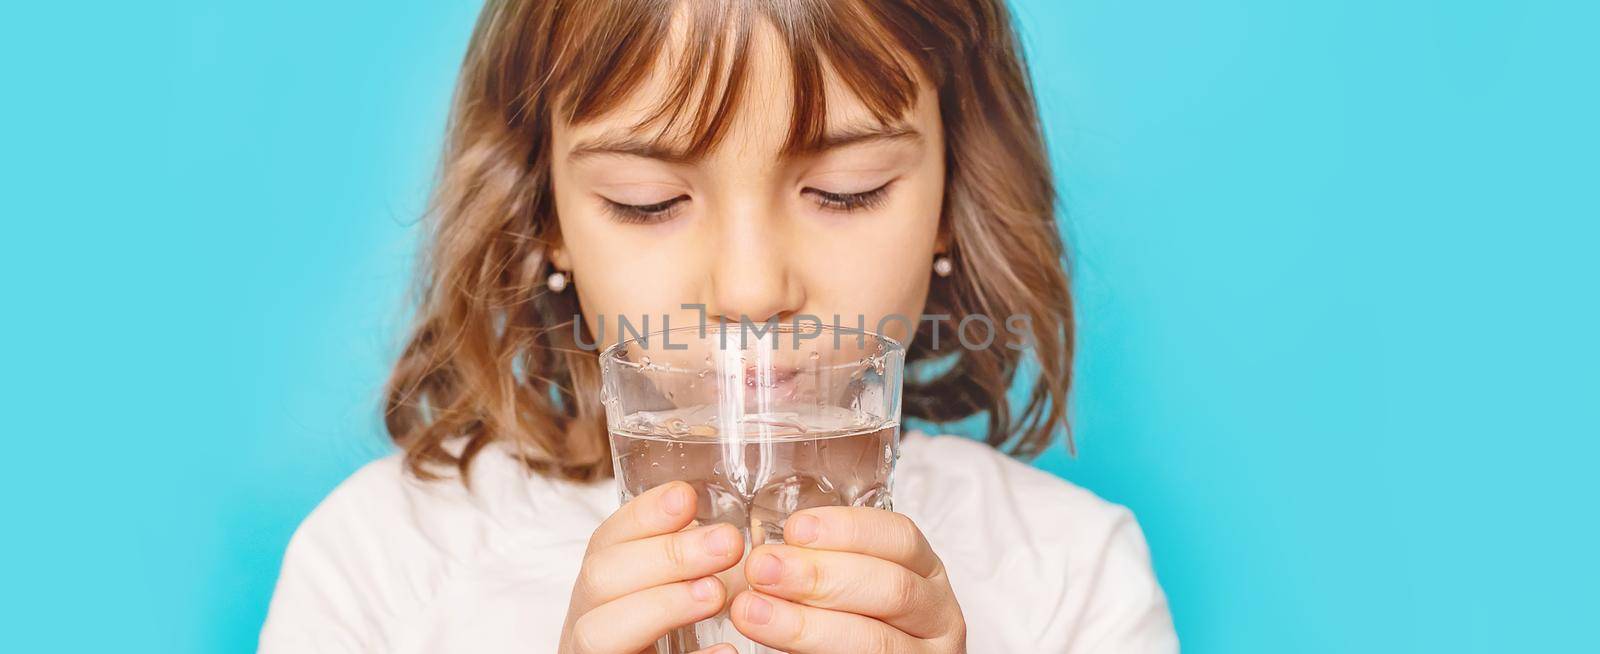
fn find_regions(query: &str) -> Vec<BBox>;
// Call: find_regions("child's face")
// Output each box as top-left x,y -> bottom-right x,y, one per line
549,17 -> 946,350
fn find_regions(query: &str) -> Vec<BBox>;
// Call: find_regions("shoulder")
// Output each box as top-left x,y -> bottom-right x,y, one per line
896,430 -> 1133,545
258,443 -> 611,652
257,454 -> 464,652
896,431 -> 1179,653
275,445 -> 538,558
276,451 -> 498,568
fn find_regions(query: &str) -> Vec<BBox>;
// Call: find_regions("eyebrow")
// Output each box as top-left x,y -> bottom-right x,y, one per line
566,122 -> 922,163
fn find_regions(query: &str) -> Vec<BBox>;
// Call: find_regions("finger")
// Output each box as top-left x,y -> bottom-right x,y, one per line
688,645 -> 736,654
730,590 -> 921,654
569,577 -> 726,654
589,481 -> 697,552
783,507 -> 942,577
743,544 -> 952,638
576,523 -> 744,604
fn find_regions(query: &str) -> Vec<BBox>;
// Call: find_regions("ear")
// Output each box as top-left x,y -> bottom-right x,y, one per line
536,210 -> 572,270
543,224 -> 572,270
549,244 -> 572,271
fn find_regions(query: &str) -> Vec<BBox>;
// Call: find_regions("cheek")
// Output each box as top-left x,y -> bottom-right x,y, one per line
821,279 -> 932,344
570,248 -> 699,346
554,187 -> 698,347
792,179 -> 942,337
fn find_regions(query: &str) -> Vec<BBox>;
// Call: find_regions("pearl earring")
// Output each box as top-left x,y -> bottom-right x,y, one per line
932,255 -> 954,278
546,270 -> 569,292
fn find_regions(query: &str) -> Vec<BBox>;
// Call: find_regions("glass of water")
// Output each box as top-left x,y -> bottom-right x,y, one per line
598,322 -> 905,654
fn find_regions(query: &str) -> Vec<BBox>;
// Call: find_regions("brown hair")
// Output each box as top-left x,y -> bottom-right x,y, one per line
385,0 -> 1075,483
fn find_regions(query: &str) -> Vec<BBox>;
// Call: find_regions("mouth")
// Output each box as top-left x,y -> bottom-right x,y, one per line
744,365 -> 800,388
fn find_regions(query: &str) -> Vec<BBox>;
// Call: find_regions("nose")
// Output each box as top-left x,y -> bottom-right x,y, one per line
701,200 -> 804,325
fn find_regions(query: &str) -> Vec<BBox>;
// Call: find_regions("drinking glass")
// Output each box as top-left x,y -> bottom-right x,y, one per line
599,322 -> 905,654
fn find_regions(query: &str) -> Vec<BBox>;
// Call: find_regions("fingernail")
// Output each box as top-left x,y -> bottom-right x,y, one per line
744,594 -> 773,625
704,525 -> 739,556
749,553 -> 782,585
664,484 -> 690,516
788,514 -> 819,544
690,577 -> 717,602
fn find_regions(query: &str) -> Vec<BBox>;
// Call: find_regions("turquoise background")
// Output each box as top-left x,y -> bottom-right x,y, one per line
2,0 -> 1595,651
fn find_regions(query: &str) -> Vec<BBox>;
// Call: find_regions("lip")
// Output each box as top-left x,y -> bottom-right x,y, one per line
744,365 -> 800,388
600,325 -> 905,372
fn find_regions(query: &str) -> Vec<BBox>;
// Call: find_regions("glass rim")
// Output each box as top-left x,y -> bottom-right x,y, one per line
597,323 -> 905,374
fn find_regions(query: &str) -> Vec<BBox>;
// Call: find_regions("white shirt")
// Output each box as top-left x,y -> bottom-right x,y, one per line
259,430 -> 1179,652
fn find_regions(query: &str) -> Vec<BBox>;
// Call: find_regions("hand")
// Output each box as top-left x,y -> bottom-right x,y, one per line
558,481 -> 745,654
729,506 -> 967,653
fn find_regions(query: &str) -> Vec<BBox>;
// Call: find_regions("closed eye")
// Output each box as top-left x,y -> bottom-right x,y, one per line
603,195 -> 688,224
804,181 -> 894,213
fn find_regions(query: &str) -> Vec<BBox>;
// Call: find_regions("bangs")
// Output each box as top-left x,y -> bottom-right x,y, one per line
546,0 -> 926,158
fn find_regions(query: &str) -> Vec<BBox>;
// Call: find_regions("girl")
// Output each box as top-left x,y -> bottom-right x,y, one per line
260,0 -> 1177,652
